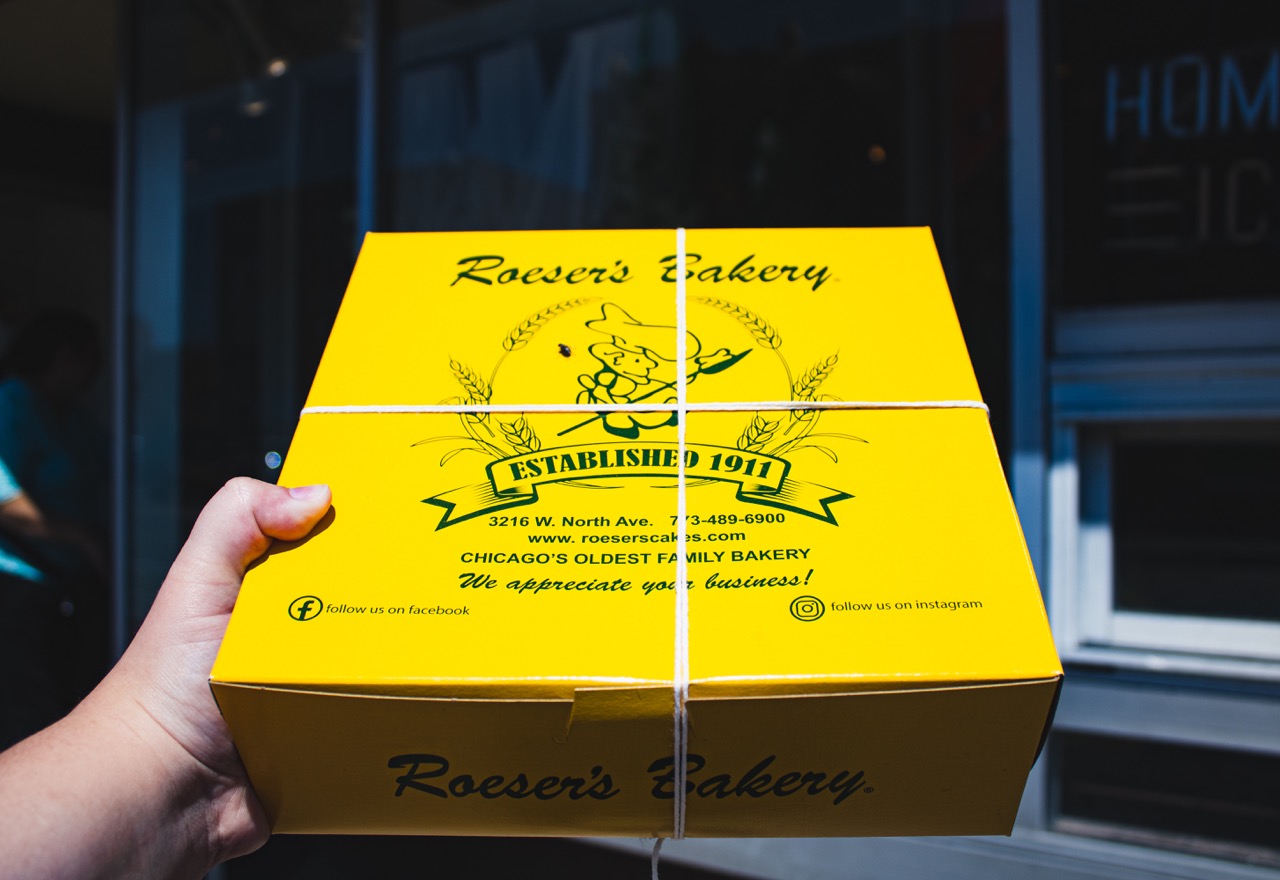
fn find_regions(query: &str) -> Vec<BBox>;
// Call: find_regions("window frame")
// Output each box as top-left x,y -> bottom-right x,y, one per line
1034,0 -> 1280,869
1047,308 -> 1280,679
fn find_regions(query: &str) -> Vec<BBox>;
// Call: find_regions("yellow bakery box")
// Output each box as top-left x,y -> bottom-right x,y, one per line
211,227 -> 1062,838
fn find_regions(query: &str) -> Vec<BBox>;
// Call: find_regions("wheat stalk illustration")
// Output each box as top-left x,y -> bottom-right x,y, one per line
499,416 -> 541,454
502,299 -> 597,352
435,300 -> 596,465
737,413 -> 780,452
695,297 -> 782,350
450,359 -> 491,399
792,354 -> 838,399
443,358 -> 512,459
488,298 -> 597,387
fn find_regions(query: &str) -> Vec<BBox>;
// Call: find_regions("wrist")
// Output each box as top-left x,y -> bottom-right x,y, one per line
92,649 -> 267,869
75,680 -> 224,878
0,690 -> 218,880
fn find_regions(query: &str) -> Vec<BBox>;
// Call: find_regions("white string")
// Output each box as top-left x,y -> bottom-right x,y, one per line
672,226 -> 690,842
301,239 -> 988,842
650,837 -> 665,880
300,399 -> 990,416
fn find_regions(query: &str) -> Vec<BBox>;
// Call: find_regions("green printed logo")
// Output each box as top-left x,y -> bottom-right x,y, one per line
790,595 -> 826,622
419,299 -> 861,530
288,595 -> 323,621
566,303 -> 748,439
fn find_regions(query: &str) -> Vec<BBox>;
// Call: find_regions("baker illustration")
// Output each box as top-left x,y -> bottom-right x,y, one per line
570,303 -> 746,439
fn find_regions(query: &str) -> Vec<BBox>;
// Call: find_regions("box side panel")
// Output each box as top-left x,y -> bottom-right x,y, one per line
682,679 -> 1060,837
212,684 -> 675,837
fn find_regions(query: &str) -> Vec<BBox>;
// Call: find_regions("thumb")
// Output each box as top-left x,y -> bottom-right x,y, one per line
139,478 -> 330,636
108,477 -> 332,781
162,478 -> 332,618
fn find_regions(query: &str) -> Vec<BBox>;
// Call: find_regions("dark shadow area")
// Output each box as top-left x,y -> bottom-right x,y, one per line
228,835 -> 744,879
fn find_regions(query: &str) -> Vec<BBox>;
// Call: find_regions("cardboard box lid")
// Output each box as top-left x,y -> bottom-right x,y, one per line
300,228 -> 982,410
213,228 -> 1059,702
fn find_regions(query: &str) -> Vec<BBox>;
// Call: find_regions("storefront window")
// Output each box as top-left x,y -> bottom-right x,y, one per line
1051,732 -> 1280,866
384,0 -> 1013,445
125,0 -> 360,632
1046,0 -> 1280,867
1071,423 -> 1280,662
1052,0 -> 1280,307
1110,425 -> 1280,624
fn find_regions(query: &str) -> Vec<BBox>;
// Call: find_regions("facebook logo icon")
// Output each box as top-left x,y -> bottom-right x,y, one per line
288,596 -> 323,621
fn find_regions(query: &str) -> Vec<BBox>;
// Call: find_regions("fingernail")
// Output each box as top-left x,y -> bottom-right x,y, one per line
288,484 -> 330,501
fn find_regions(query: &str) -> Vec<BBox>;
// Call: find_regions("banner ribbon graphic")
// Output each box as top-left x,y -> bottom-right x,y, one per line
422,441 -> 850,528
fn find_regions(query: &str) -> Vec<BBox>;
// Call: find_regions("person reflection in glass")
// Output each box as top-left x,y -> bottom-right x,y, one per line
0,310 -> 108,750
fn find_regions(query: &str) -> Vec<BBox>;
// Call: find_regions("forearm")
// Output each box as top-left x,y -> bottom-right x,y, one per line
0,491 -> 105,573
0,492 -> 49,538
0,679 -> 219,880
0,479 -> 329,879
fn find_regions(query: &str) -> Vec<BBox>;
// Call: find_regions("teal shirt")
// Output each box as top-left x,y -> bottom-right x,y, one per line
0,453 -> 43,581
0,379 -> 106,583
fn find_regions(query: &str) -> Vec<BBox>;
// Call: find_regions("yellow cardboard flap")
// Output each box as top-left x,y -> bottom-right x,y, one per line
563,686 -> 673,738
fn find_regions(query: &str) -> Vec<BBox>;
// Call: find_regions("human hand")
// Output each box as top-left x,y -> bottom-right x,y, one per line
0,478 -> 332,880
